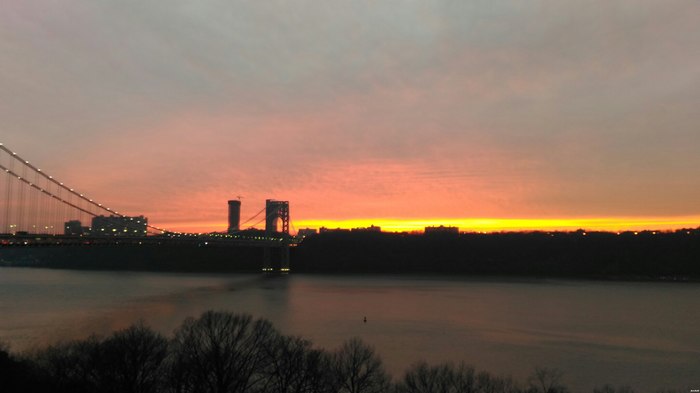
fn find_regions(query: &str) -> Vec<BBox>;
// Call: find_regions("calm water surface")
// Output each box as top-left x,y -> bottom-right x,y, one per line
1,267 -> 698,392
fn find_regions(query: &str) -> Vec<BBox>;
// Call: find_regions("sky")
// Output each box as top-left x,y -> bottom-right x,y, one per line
1,1 -> 699,233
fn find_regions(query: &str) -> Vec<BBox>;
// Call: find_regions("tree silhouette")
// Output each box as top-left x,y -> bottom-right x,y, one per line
33,336 -> 103,393
0,341 -> 40,393
593,385 -> 635,393
168,311 -> 278,393
4,312 -> 689,393
475,370 -> 521,393
396,361 -> 478,393
99,322 -> 168,393
259,334 -> 335,393
528,367 -> 567,393
330,337 -> 390,393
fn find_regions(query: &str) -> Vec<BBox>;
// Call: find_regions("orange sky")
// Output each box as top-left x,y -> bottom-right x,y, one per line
1,1 -> 699,234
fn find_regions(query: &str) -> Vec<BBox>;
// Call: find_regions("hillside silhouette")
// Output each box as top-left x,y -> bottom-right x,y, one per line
293,229 -> 700,279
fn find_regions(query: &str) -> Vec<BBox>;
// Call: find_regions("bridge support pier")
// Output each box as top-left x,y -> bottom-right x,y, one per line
281,245 -> 289,272
262,199 -> 291,274
263,245 -> 290,274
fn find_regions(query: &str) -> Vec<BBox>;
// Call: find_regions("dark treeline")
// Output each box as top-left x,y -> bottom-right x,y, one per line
0,312 -> 683,393
1,229 -> 699,278
293,230 -> 700,278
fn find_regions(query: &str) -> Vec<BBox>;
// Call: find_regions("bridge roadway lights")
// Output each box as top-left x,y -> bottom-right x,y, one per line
261,267 -> 290,274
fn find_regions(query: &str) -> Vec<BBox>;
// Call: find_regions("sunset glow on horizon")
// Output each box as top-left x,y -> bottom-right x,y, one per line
295,217 -> 700,234
160,216 -> 700,235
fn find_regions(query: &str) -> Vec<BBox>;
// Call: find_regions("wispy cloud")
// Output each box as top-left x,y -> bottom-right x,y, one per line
1,1 -> 698,231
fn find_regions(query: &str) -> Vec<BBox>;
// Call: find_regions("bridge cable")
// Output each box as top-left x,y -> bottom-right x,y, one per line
247,208 -> 283,230
0,163 -> 97,217
18,164 -> 27,232
0,145 -> 173,234
27,172 -> 41,233
239,207 -> 266,227
0,163 -> 155,235
247,216 -> 267,230
0,144 -> 279,237
52,177 -> 59,234
4,158 -> 13,232
246,209 -> 290,234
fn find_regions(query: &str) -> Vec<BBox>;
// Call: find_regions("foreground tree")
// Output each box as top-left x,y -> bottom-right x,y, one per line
1,341 -> 44,393
330,337 -> 390,393
30,323 -> 167,393
475,371 -> 521,393
259,335 -> 335,393
593,385 -> 635,393
7,312 -> 688,393
395,361 -> 478,393
527,367 -> 567,393
99,322 -> 168,393
0,341 -> 17,391
33,336 -> 103,393
168,311 -> 279,393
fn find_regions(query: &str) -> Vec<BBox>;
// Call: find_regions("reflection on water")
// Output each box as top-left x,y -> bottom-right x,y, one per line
1,267 -> 699,392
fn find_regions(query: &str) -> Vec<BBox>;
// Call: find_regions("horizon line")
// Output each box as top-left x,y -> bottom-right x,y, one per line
157,215 -> 700,234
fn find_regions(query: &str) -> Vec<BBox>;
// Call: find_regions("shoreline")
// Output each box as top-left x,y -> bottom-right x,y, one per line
2,229 -> 699,281
1,263 -> 698,284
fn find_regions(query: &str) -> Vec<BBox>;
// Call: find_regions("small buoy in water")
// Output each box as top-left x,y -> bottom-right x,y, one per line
363,316 -> 367,323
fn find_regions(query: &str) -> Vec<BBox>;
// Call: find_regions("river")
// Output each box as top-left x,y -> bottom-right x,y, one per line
0,267 -> 698,392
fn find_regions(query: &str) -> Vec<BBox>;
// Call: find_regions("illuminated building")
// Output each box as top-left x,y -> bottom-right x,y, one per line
319,227 -> 350,233
297,228 -> 318,237
91,215 -> 148,236
64,220 -> 84,236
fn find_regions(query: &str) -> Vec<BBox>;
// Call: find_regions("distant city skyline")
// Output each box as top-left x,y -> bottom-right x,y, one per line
2,1 -> 699,233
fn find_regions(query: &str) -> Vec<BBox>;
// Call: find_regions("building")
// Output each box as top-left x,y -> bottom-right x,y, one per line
424,225 -> 459,236
319,227 -> 350,233
297,228 -> 318,237
351,225 -> 382,233
64,220 -> 85,236
91,215 -> 148,236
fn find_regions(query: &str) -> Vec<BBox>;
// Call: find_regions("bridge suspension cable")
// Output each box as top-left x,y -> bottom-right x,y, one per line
246,216 -> 267,230
1,142 -> 294,239
0,143 -> 171,235
247,207 -> 292,233
239,207 -> 266,227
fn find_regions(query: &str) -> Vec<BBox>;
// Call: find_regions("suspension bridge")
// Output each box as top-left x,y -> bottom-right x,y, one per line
0,142 -> 297,273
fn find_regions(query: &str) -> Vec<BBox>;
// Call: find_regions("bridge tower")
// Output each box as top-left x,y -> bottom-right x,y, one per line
263,199 -> 290,273
227,200 -> 241,233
